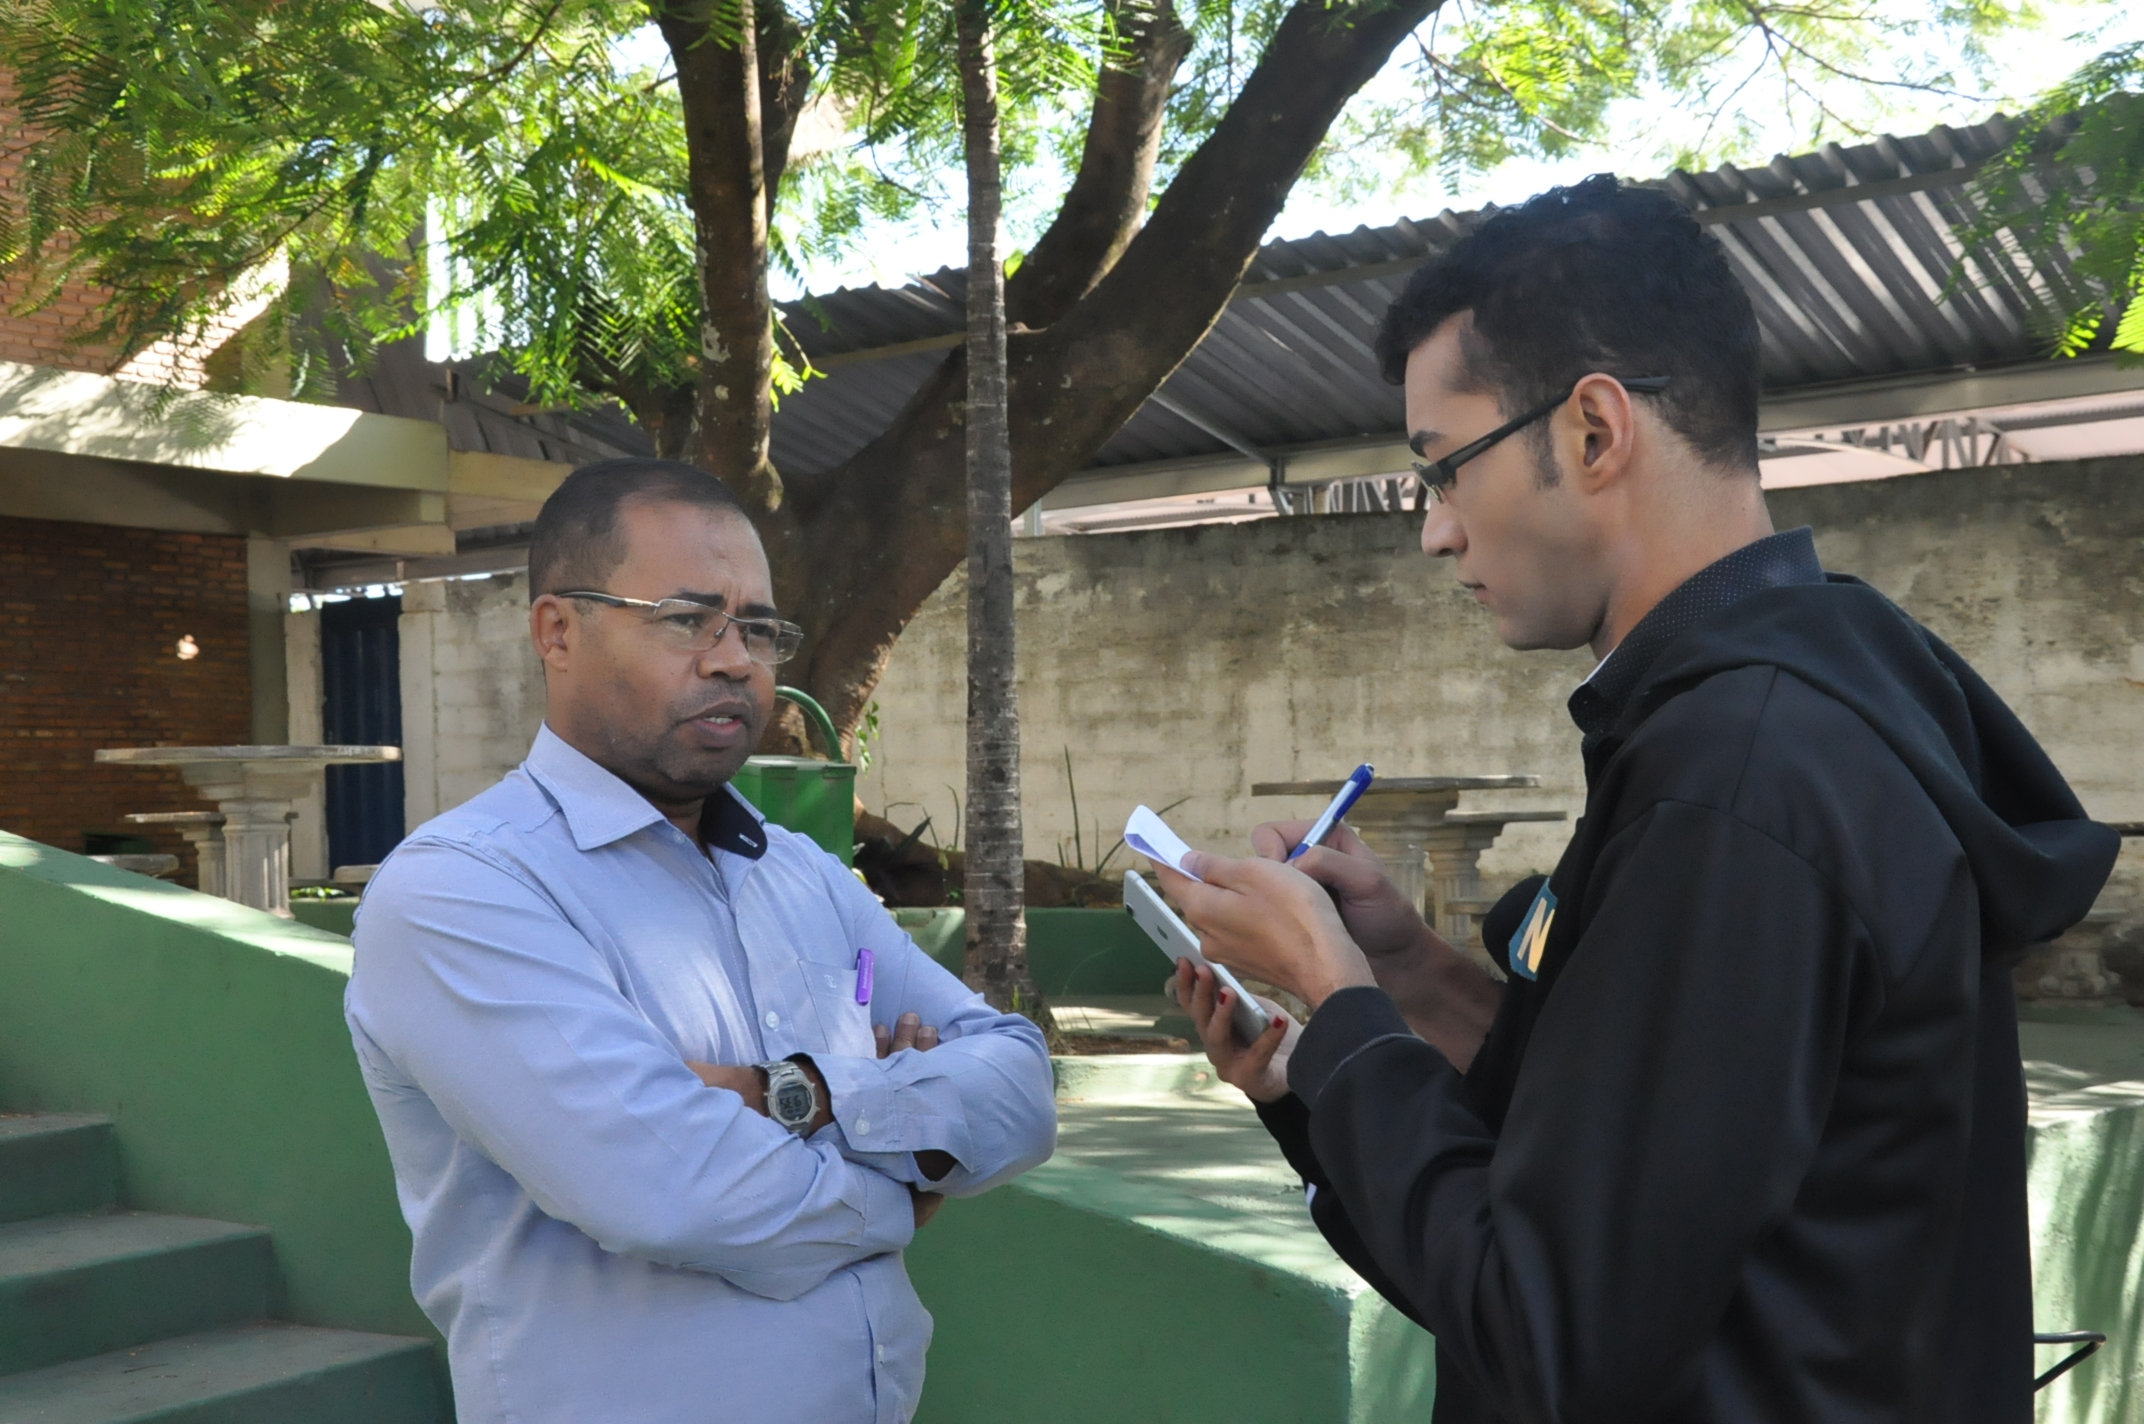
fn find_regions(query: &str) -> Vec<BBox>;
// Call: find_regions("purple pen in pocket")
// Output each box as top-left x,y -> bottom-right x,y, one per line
855,947 -> 875,1005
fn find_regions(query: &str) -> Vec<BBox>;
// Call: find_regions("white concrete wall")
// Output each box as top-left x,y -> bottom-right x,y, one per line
398,573 -> 546,833
395,460 -> 2143,926
282,607 -> 328,880
863,458 -> 2143,911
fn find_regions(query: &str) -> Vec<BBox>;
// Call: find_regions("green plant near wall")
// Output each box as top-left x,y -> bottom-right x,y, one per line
1055,746 -> 1185,879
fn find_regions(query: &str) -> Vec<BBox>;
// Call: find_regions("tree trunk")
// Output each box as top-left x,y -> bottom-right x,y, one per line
657,0 -> 783,512
648,0 -> 1441,755
956,1 -> 1050,1031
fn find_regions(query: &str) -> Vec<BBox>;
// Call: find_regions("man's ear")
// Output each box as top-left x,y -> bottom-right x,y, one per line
530,595 -> 575,670
1564,372 -> 1641,493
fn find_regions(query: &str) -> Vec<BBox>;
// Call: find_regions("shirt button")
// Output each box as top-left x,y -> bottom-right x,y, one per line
764,1010 -> 780,1029
855,1117 -> 870,1136
876,1345 -> 886,1364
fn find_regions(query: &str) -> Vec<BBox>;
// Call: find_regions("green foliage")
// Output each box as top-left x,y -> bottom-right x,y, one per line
0,0 -> 622,392
0,0 -> 2060,418
1306,0 -> 2035,198
1964,42 -> 2144,361
851,699 -> 884,771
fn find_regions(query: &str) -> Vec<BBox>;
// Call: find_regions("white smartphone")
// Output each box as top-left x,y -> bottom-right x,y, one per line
1122,871 -> 1273,1045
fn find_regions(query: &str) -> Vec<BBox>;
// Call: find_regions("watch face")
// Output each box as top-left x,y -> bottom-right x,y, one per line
774,1080 -> 815,1124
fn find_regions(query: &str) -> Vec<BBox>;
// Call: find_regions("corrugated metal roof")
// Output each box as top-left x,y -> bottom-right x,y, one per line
769,113 -> 2103,481
337,341 -> 654,465
347,114 -> 2110,489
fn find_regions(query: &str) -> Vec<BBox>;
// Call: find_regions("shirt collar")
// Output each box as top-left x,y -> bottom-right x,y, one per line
523,724 -> 769,859
1568,526 -> 1824,743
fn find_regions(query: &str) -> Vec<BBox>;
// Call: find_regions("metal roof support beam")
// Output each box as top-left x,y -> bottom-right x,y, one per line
1146,391 -> 1297,513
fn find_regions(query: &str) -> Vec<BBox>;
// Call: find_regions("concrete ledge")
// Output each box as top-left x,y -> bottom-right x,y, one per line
0,833 -> 426,1353
2024,1008 -> 2144,1423
9,833 -> 2140,1424
910,1055 -> 1435,1424
0,361 -> 446,491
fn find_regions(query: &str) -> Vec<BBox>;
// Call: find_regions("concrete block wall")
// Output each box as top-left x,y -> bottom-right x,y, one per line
0,514 -> 253,882
861,457 -> 2143,932
388,459 -> 2143,950
397,573 -> 546,831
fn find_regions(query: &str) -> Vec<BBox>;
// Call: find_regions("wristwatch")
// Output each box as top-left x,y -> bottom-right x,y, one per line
758,1057 -> 820,1136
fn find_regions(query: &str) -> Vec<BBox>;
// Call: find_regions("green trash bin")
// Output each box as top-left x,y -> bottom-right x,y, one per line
731,756 -> 857,865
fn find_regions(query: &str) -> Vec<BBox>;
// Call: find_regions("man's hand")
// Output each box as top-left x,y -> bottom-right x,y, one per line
875,1011 -> 941,1058
686,1062 -> 768,1112
1174,958 -> 1300,1103
1251,820 -> 1434,961
692,1013 -> 958,1197
685,1058 -> 835,1135
875,1014 -> 958,1182
1158,853 -> 1377,1012
1238,820 -> 1506,1070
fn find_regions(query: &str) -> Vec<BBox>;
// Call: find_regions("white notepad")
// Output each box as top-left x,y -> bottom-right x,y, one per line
1123,805 -> 1202,882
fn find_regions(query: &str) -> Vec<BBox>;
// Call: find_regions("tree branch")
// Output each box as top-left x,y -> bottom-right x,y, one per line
1004,0 -> 1192,328
658,0 -> 782,510
756,0 -> 813,210
784,0 -> 1443,735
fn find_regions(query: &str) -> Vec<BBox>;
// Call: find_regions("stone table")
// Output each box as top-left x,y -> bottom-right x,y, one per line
1251,776 -> 1567,966
94,746 -> 400,917
124,811 -> 227,897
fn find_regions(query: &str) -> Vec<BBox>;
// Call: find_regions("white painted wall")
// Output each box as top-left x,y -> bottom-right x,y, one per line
282,606 -> 328,879
862,457 -> 2143,922
392,460 -> 2143,944
397,573 -> 545,832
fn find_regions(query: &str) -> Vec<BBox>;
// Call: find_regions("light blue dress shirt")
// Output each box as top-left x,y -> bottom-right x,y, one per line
345,726 -> 1057,1424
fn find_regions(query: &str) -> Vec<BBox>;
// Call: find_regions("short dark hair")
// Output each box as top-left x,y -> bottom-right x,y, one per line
528,457 -> 751,599
1375,174 -> 1761,471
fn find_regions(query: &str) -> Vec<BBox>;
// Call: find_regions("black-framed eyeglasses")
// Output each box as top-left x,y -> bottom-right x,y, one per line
1413,375 -> 1671,503
555,590 -> 805,666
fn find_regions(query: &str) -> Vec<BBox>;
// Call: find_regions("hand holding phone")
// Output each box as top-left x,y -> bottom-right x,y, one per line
1123,871 -> 1273,1044
1173,958 -> 1297,1103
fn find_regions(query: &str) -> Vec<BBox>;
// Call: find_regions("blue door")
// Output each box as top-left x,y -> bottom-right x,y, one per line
321,594 -> 405,870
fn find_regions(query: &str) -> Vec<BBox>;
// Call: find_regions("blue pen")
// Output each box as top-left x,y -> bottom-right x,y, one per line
1287,763 -> 1375,861
855,948 -> 875,1005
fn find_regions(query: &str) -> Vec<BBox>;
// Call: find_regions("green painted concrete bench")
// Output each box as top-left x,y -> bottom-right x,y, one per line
292,898 -> 1174,1001
9,834 -> 2144,1422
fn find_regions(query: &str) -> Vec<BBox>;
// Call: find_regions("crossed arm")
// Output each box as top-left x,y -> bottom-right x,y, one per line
348,840 -> 1054,1302
686,1012 -> 957,1227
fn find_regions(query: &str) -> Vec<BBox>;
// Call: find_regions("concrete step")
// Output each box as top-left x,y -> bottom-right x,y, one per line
0,1116 -> 117,1224
0,1322 -> 447,1424
0,1213 -> 274,1377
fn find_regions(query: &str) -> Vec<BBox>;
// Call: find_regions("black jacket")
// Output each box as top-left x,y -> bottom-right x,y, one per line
1263,575 -> 2119,1423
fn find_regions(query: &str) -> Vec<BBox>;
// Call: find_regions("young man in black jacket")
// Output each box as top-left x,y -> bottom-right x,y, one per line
1159,175 -> 2119,1423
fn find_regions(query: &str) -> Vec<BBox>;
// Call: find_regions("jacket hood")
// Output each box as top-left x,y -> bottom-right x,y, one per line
1621,575 -> 2118,962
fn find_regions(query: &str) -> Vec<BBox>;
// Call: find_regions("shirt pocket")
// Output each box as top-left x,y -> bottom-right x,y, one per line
803,962 -> 877,1058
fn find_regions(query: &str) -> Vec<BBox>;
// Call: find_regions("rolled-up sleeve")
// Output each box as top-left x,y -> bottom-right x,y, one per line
807,865 -> 1057,1196
347,839 -> 915,1301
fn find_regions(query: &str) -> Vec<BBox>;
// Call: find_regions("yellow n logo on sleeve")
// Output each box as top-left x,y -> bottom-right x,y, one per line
1507,883 -> 1558,982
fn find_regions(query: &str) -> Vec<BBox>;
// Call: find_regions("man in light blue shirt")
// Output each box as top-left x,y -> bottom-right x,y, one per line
346,457 -> 1056,1424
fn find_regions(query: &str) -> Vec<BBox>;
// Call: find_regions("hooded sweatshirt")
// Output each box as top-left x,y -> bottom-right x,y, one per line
1259,535 -> 2119,1424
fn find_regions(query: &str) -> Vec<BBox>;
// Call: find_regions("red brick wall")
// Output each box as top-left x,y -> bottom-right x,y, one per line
0,515 -> 253,885
0,83 -> 249,386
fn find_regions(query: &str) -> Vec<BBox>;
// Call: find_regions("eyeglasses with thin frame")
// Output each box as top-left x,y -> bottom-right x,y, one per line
555,590 -> 805,666
1413,375 -> 1671,504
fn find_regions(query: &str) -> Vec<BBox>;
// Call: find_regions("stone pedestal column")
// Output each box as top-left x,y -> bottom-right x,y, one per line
1345,792 -> 1463,919
1421,821 -> 1506,948
218,800 -> 298,917
124,811 -> 226,897
96,746 -> 401,918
